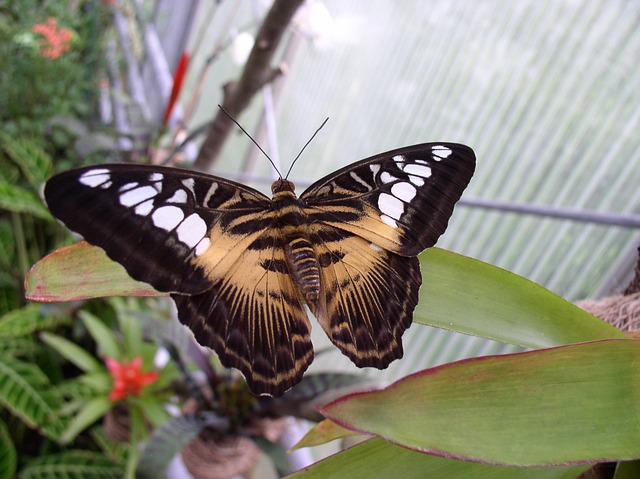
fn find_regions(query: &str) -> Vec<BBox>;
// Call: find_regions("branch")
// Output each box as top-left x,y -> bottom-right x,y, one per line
193,0 -> 305,170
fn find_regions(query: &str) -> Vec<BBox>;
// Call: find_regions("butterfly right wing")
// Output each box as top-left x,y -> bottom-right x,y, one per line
45,164 -> 314,396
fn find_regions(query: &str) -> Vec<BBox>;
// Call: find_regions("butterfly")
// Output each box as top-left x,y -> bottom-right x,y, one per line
44,143 -> 475,396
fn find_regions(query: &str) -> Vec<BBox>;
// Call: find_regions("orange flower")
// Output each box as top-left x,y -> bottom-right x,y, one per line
106,357 -> 160,401
32,17 -> 74,59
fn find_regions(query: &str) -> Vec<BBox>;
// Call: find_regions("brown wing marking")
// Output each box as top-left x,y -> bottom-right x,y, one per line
308,224 -> 421,368
176,231 -> 314,397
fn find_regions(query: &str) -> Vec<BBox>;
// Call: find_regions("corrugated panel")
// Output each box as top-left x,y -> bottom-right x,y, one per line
185,0 -> 640,380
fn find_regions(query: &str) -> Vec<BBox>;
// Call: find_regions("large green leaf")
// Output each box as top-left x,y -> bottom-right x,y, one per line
0,355 -> 65,441
287,437 -> 589,479
319,339 -> 640,466
416,248 -> 626,346
25,242 -> 162,301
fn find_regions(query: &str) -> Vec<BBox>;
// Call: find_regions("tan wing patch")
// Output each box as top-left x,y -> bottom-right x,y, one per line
305,203 -> 406,254
177,232 -> 314,397
308,223 -> 422,368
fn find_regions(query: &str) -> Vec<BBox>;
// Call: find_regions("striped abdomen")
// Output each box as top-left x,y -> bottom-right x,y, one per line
286,236 -> 321,306
271,179 -> 321,307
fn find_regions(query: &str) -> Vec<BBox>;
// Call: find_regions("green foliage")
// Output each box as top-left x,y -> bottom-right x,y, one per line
17,450 -> 124,479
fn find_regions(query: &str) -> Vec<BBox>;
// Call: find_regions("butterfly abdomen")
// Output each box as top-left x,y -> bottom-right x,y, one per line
272,179 -> 321,306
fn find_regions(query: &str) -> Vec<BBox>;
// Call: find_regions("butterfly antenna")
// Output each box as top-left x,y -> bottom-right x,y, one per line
284,117 -> 329,180
218,104 -> 282,178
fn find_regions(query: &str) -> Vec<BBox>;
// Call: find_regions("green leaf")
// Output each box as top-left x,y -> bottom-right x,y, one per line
417,248 -> 627,347
320,339 -> 640,466
78,311 -> 120,359
0,355 -> 65,441
25,242 -> 163,301
0,419 -> 16,479
287,437 -> 590,479
40,331 -> 104,373
18,450 -> 123,479
60,396 -> 112,444
292,419 -> 359,450
0,303 -> 69,339
0,181 -> 51,219
0,131 -> 52,187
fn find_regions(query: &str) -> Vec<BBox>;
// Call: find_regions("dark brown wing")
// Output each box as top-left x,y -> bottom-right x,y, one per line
300,143 -> 474,367
301,143 -> 475,256
44,164 -> 273,294
44,164 -> 313,396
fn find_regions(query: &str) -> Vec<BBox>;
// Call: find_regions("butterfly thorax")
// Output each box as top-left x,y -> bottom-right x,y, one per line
271,179 -> 321,307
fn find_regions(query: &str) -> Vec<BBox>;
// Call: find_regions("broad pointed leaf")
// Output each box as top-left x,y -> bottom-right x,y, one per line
320,339 -> 640,466
25,242 -> 162,301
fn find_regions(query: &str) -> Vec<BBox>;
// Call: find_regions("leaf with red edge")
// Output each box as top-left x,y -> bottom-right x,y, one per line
319,339 -> 640,467
25,242 -> 164,301
288,438 -> 590,479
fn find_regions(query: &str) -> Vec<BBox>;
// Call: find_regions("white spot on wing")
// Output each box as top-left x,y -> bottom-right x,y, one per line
181,178 -> 195,193
149,172 -> 164,182
176,213 -> 207,248
152,206 -> 184,231
203,182 -> 218,206
166,189 -> 188,204
195,237 -> 211,256
79,169 -> 111,188
409,175 -> 424,187
369,164 -> 381,176
349,171 -> 373,191
119,185 -> 158,207
403,164 -> 432,178
119,182 -> 139,192
391,182 -> 417,203
392,155 -> 405,163
378,192 -> 404,220
134,199 -> 154,216
433,145 -> 452,160
380,171 -> 395,184
380,214 -> 397,228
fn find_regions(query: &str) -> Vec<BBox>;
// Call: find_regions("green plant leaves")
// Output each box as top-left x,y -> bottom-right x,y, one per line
17,450 -> 123,479
0,355 -> 66,441
415,248 -> 626,347
319,339 -> 640,467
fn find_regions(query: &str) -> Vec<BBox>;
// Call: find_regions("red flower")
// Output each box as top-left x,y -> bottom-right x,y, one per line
32,17 -> 74,60
106,357 -> 160,401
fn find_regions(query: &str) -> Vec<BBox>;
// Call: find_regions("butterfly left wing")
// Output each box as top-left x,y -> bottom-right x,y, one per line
301,143 -> 476,256
307,224 -> 421,368
300,143 -> 475,368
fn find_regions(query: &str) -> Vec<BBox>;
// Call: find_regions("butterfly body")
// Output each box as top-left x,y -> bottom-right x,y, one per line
45,143 -> 475,396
